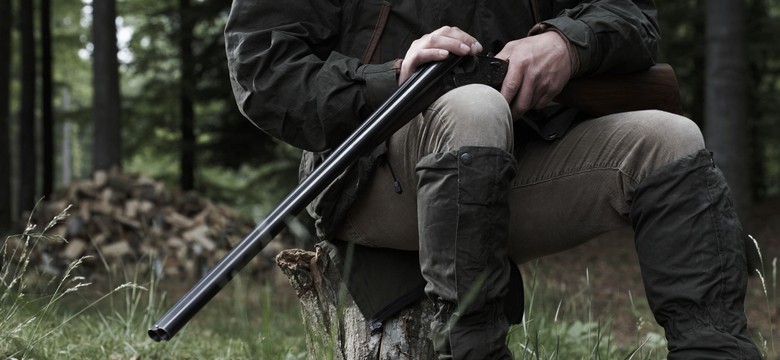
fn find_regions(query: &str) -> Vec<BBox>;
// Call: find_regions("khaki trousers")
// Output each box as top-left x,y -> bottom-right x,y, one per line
337,84 -> 705,264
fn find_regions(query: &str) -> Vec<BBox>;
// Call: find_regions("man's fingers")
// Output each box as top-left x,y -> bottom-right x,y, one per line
500,75 -> 521,104
398,26 -> 482,84
399,49 -> 450,84
417,31 -> 481,56
499,60 -> 524,109
421,34 -> 471,55
510,87 -> 533,119
430,26 -> 483,53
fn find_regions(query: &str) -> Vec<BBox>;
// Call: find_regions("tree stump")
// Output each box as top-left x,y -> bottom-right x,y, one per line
276,247 -> 436,360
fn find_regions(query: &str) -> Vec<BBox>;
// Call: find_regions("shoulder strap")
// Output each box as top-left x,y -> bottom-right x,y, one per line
362,1 -> 393,64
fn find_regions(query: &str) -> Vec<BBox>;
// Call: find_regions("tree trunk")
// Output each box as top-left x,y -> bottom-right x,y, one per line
92,0 -> 122,173
41,0 -> 54,198
276,247 -> 436,360
179,0 -> 195,191
61,90 -> 73,187
705,0 -> 759,269
0,0 -> 12,231
18,0 -> 37,217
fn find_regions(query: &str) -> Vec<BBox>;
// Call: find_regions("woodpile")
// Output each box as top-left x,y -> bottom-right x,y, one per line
22,169 -> 289,280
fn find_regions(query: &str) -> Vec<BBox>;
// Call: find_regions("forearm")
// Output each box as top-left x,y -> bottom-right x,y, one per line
538,0 -> 660,76
225,0 -> 399,151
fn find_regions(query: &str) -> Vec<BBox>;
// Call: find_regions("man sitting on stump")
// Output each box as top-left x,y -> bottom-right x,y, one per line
225,0 -> 761,358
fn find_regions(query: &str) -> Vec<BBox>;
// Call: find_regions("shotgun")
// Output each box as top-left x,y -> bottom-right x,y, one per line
148,57 -> 681,341
148,55 -> 507,342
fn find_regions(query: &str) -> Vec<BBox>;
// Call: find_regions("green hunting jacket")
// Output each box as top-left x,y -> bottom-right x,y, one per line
225,0 -> 661,321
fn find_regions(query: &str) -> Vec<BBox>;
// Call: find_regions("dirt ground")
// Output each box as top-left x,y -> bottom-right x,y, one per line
526,197 -> 780,351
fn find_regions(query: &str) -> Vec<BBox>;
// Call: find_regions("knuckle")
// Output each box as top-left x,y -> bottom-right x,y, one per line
427,33 -> 443,46
504,81 -> 520,93
410,38 -> 425,50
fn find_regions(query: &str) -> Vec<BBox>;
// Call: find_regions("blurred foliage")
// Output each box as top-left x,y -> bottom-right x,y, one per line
42,0 -> 297,218
657,0 -> 780,198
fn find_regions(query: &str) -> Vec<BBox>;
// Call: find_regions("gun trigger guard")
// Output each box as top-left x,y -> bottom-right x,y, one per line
444,55 -> 508,92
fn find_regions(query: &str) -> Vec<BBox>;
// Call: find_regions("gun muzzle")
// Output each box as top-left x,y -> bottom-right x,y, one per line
148,327 -> 170,342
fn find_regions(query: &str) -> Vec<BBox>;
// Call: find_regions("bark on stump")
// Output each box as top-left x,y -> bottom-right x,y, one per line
276,247 -> 436,360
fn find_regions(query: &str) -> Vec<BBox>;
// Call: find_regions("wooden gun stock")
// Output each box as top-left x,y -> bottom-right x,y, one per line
555,63 -> 683,116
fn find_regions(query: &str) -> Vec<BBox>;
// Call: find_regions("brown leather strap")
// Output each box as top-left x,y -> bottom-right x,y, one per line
362,1 -> 392,64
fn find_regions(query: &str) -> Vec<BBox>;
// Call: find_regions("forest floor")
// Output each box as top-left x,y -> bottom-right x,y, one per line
527,196 -> 780,349
10,194 -> 775,356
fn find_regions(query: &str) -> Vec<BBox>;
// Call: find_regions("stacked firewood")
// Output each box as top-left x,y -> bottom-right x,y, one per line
22,169 -> 289,280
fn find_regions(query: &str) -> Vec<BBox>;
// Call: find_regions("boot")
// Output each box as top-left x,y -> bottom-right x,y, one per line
416,146 -> 516,360
629,149 -> 761,359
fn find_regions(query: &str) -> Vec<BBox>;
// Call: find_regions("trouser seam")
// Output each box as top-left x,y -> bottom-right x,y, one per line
513,163 -> 639,188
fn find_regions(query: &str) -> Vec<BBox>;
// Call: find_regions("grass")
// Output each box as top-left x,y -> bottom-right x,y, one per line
1,206 -> 776,359
508,263 -> 667,360
750,235 -> 778,357
1,205 -> 306,359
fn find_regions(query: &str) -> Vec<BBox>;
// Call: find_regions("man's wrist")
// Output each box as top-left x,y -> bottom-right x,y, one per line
359,60 -> 403,112
529,23 -> 581,77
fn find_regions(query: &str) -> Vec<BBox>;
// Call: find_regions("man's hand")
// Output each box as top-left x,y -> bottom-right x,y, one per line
398,26 -> 483,85
495,31 -> 574,119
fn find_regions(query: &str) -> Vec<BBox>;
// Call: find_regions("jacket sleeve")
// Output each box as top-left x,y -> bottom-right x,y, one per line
540,0 -> 660,76
225,0 -> 400,152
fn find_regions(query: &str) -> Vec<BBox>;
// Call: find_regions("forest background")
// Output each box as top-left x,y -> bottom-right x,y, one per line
1,0 -> 779,234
